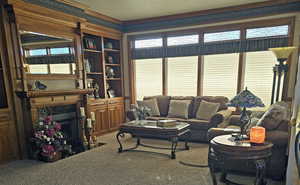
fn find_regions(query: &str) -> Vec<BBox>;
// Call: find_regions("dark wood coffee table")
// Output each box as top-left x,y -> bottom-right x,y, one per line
209,135 -> 273,185
116,120 -> 191,159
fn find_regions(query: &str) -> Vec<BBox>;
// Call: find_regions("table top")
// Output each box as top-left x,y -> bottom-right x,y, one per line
211,135 -> 273,160
121,120 -> 190,131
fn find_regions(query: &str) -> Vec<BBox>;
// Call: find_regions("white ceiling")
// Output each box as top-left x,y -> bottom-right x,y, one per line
75,0 -> 269,21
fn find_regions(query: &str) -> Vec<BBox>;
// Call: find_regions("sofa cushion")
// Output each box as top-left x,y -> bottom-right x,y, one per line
257,104 -> 288,131
196,100 -> 220,121
144,96 -> 171,117
167,100 -> 191,119
137,98 -> 160,116
171,96 -> 194,118
192,96 -> 228,118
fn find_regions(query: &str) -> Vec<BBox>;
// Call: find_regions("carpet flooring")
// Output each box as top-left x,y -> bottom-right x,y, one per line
0,132 -> 285,185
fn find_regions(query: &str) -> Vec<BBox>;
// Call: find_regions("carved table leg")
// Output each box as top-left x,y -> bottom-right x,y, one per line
116,131 -> 124,153
254,159 -> 267,185
171,136 -> 178,159
185,131 -> 191,150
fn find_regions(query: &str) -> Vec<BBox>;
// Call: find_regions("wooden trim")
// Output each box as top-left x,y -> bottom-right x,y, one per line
124,0 -> 298,24
81,22 -> 122,39
84,9 -> 122,24
55,0 -> 89,10
23,89 -> 93,98
26,74 -> 77,80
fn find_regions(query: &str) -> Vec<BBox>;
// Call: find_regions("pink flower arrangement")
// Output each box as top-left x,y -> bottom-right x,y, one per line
31,115 -> 72,160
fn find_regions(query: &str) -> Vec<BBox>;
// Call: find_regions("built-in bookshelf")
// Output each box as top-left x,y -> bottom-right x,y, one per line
0,59 -> 8,108
82,33 -> 123,99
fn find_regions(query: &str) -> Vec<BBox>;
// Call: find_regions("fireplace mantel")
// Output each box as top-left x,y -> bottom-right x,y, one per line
16,89 -> 93,98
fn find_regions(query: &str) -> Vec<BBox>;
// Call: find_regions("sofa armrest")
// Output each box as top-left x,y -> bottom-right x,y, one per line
210,109 -> 232,128
266,130 -> 289,148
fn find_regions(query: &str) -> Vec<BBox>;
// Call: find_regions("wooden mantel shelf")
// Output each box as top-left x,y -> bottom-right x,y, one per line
16,89 -> 94,98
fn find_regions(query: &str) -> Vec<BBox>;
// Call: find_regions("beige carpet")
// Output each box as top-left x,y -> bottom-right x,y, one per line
0,132 -> 284,185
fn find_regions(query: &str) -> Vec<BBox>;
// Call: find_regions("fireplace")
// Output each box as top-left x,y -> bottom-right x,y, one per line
37,104 -> 83,153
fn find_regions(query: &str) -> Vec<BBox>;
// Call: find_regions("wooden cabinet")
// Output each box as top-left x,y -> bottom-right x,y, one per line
107,103 -> 124,131
87,98 -> 124,136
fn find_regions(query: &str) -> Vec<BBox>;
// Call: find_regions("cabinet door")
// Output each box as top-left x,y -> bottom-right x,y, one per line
89,105 -> 109,136
107,104 -> 124,130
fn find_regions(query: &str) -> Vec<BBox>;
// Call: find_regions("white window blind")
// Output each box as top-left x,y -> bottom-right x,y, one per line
244,51 -> 277,106
135,59 -> 163,100
167,56 -> 198,96
203,53 -> 239,99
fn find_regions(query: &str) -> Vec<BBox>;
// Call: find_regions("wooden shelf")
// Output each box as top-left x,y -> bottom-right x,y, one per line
106,78 -> 121,81
87,72 -> 103,75
105,63 -> 120,66
83,49 -> 102,53
104,48 -> 120,52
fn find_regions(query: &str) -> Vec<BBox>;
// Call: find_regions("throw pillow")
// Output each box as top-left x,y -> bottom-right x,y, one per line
196,100 -> 220,121
167,100 -> 191,119
257,104 -> 288,131
137,98 -> 160,116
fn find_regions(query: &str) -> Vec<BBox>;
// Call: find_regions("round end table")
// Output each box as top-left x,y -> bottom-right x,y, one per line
209,134 -> 273,185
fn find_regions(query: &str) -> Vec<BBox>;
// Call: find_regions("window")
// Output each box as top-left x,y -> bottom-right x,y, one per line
167,56 -> 198,96
203,53 -> 239,99
135,38 -> 163,48
29,49 -> 47,56
167,35 -> 199,46
50,47 -> 70,55
204,30 -> 240,43
246,25 -> 289,39
244,51 -> 277,106
135,59 -> 163,100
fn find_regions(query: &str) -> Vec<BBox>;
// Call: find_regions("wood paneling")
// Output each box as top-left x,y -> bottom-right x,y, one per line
0,110 -> 18,164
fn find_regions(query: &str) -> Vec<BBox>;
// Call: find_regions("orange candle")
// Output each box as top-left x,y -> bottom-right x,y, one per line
250,126 -> 266,144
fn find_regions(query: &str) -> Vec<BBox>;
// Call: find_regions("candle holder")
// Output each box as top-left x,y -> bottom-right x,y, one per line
80,116 -> 88,151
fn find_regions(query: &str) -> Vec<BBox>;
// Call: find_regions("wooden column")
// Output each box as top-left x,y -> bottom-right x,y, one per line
0,1 -> 25,159
162,35 -> 168,96
197,32 -> 204,96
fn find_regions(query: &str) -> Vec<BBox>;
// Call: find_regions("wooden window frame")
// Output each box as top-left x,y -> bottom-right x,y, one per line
129,17 -> 295,103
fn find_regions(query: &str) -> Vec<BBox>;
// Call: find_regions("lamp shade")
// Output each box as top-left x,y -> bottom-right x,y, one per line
269,47 -> 297,59
227,88 -> 265,108
250,126 -> 265,144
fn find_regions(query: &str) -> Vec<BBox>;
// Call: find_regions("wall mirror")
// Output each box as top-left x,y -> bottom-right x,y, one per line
19,31 -> 76,75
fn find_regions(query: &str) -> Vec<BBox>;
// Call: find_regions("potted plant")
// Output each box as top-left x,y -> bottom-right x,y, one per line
30,116 -> 72,162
